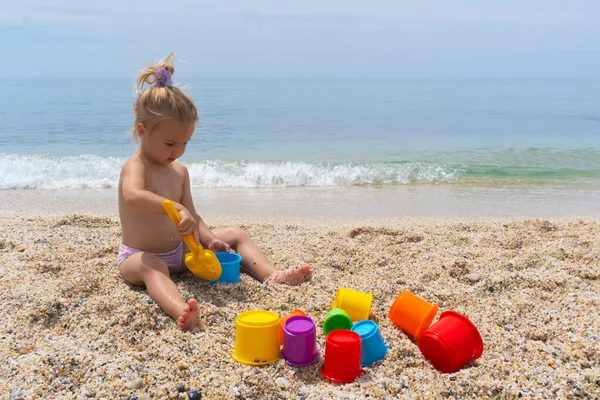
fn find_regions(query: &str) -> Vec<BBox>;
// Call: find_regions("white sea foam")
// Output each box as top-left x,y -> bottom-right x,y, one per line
0,154 -> 464,189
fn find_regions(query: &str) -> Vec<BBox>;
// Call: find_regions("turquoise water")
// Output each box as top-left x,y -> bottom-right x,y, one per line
1,78 -> 599,189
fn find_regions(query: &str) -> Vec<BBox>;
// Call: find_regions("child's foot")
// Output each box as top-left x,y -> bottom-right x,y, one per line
176,299 -> 203,330
266,265 -> 313,286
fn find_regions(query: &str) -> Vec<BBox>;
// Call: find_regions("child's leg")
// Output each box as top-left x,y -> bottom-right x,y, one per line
212,227 -> 312,285
119,252 -> 201,330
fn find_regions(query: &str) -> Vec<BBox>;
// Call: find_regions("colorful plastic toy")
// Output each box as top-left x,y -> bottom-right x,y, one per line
331,288 -> 372,321
352,320 -> 389,367
418,311 -> 484,373
231,310 -> 280,366
281,316 -> 319,367
321,330 -> 363,383
388,291 -> 438,339
280,309 -> 307,343
162,199 -> 222,281
210,252 -> 242,285
323,308 -> 353,336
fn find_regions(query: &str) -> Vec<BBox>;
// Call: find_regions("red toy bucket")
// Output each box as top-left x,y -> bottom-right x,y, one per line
418,311 -> 483,373
321,330 -> 362,383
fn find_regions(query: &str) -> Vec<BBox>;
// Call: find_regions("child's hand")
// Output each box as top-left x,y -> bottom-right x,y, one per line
208,239 -> 233,253
177,208 -> 197,237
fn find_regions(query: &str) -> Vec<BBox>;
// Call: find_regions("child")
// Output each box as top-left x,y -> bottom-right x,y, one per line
117,54 -> 312,330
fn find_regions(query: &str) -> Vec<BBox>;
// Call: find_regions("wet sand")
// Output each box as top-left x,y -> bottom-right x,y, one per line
1,184 -> 600,220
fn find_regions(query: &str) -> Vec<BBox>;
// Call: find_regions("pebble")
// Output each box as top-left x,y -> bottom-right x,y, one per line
229,386 -> 240,396
467,273 -> 481,283
176,384 -> 186,393
187,390 -> 202,400
145,299 -> 153,304
177,362 -> 189,370
396,278 -> 407,284
125,377 -> 143,389
276,377 -> 291,388
9,391 -> 23,400
299,385 -> 310,393
19,344 -> 35,354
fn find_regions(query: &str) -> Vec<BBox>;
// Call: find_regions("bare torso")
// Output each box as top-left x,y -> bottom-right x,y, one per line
118,155 -> 186,253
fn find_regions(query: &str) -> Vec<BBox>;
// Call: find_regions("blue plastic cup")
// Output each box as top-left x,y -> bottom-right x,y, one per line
351,320 -> 389,367
210,252 -> 242,285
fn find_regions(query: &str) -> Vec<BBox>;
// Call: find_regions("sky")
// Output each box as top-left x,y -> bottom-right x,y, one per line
1,0 -> 600,78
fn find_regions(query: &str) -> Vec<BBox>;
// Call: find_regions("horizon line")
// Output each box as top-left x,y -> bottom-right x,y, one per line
1,75 -> 600,80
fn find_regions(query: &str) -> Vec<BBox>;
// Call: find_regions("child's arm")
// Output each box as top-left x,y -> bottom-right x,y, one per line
121,161 -> 196,235
178,166 -> 227,249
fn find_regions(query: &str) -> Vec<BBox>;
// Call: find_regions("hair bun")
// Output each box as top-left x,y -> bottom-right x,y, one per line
134,53 -> 176,93
153,67 -> 173,87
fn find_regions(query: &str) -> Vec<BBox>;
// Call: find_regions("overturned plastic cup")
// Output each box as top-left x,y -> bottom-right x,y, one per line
210,252 -> 242,285
321,330 -> 362,383
332,288 -> 373,322
280,309 -> 307,343
418,310 -> 484,373
388,291 -> 438,340
323,308 -> 354,336
231,310 -> 280,366
281,316 -> 319,367
351,320 -> 389,367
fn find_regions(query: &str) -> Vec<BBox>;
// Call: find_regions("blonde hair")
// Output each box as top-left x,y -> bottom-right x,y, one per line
131,53 -> 198,138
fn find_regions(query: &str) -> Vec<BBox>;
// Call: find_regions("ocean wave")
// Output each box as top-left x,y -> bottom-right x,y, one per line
0,154 -> 464,189
0,154 -> 122,190
1,153 -> 598,190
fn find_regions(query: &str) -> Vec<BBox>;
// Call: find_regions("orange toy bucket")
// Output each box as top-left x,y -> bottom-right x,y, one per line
388,291 -> 438,340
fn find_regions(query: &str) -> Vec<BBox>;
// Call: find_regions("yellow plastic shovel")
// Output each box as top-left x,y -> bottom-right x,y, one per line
162,199 -> 222,281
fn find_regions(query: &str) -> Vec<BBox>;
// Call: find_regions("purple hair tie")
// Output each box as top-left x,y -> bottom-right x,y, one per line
154,67 -> 173,87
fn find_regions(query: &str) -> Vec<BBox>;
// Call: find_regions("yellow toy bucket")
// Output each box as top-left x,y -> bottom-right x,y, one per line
231,310 -> 280,366
331,288 -> 373,322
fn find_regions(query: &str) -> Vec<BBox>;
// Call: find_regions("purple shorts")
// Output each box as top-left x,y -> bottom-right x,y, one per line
117,241 -> 185,273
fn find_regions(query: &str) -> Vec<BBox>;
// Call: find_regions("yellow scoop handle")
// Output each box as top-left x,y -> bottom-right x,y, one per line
162,199 -> 200,253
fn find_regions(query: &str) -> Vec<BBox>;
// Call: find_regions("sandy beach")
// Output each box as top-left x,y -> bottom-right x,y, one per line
1,211 -> 599,399
4,1 -> 600,398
